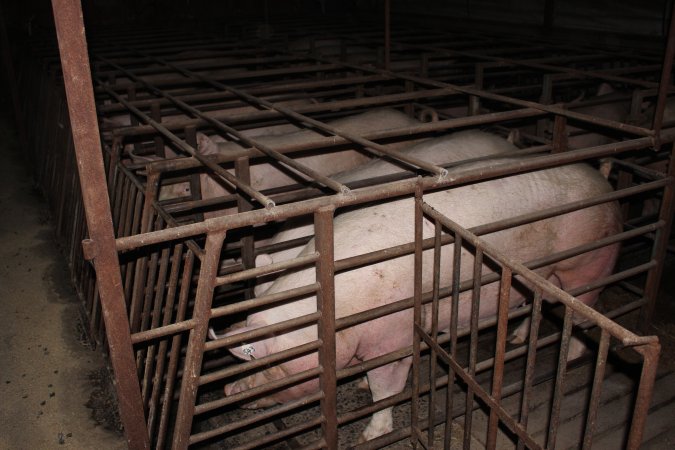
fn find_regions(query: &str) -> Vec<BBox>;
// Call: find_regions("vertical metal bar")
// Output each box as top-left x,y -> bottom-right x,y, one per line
486,267 -> 512,449
412,184 -> 424,446
158,249 -> 195,450
463,247 -> 483,449
427,219 -> 442,446
469,64 -> 484,116
172,230 -> 226,449
185,126 -> 203,223
640,152 -> 675,328
151,102 -> 164,157
581,330 -> 610,450
547,306 -> 573,449
626,341 -> 661,450
551,115 -> 568,153
516,290 -> 543,450
235,156 -> 255,298
537,75 -> 553,138
443,233 -> 462,450
147,242 -> 184,441
50,1 -> 149,448
314,206 -> 338,449
141,220 -> 170,405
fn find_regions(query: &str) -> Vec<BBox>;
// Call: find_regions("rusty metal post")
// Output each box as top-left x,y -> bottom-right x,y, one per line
314,206 -> 338,449
235,156 -> 255,298
411,184 -> 424,446
626,341 -> 661,450
50,1 -> 149,448
486,268 -> 512,449
172,230 -> 226,449
551,115 -> 568,153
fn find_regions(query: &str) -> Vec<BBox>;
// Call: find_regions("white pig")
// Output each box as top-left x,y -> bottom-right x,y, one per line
251,130 -> 521,296
220,148 -> 621,442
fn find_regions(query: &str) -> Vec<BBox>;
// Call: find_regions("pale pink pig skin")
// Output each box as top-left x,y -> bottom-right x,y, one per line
222,135 -> 621,441
252,129 -> 521,297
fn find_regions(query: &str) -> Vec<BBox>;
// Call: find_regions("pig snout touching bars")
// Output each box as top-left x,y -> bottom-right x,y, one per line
218,144 -> 621,442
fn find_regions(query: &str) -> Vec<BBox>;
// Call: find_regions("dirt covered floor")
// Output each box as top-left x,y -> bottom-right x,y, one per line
0,112 -> 125,449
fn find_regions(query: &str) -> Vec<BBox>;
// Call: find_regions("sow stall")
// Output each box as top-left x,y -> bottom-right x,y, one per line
10,1 -> 675,448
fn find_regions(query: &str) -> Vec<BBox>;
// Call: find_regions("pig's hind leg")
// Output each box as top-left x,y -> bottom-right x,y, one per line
552,245 -> 619,360
358,356 -> 413,443
511,244 -> 619,358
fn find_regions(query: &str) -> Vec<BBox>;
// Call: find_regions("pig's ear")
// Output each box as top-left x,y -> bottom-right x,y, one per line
255,253 -> 274,267
596,83 -> 614,96
222,325 -> 268,361
197,132 -> 219,155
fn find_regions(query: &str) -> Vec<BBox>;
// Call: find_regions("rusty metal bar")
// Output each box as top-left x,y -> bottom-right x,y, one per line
548,307 -> 573,449
98,83 -> 277,208
189,393 -> 324,446
463,246 -> 483,448
197,366 -> 323,415
49,1 -> 149,448
132,107 -> 545,174
411,183 -> 424,447
215,253 -> 319,286
486,267 -> 512,449
121,51 -> 448,178
427,218 -> 442,446
626,341 -> 661,449
96,60 -> 352,196
171,230 -> 225,449
581,330 -> 610,450
199,341 -> 322,387
516,289 -> 543,450
445,230 -> 462,450
115,135 -> 674,254
204,311 -> 321,353
314,206 -> 338,449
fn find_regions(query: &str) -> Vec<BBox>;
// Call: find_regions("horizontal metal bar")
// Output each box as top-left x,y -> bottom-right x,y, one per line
189,392 -> 324,445
204,311 -> 321,352
115,135 -> 675,253
194,366 -> 322,415
421,202 -> 657,347
215,252 -> 319,286
211,283 -> 321,320
199,340 -> 322,386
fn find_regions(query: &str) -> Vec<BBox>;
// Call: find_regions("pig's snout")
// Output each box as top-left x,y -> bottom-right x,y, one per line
224,378 -> 278,409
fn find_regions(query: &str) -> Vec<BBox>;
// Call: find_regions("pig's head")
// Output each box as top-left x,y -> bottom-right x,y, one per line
219,324 -> 290,409
196,132 -> 227,156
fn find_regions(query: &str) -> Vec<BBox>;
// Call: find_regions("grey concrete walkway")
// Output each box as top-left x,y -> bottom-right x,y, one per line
0,114 -> 126,449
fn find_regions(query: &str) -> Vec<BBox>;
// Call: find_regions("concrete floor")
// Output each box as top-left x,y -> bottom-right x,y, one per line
0,114 -> 126,449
